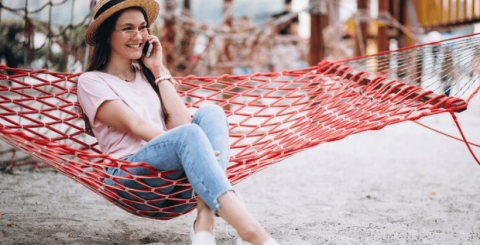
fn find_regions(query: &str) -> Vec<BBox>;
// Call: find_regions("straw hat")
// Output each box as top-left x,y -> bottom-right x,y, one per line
85,0 -> 159,46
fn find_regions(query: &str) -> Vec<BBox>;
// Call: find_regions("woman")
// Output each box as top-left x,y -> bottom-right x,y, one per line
77,1 -> 279,245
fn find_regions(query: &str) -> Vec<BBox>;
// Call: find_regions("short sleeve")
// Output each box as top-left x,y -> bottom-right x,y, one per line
77,72 -> 121,126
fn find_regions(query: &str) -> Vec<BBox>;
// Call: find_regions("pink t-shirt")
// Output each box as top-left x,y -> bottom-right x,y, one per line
77,69 -> 167,159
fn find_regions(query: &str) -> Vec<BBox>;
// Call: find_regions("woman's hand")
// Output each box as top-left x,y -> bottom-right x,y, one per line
215,150 -> 221,162
141,35 -> 169,77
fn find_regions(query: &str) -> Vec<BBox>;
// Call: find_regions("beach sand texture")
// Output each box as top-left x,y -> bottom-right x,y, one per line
0,97 -> 479,245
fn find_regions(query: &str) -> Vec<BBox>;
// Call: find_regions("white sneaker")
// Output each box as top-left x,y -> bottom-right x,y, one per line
262,238 -> 280,245
236,237 -> 279,245
190,220 -> 216,245
236,237 -> 253,245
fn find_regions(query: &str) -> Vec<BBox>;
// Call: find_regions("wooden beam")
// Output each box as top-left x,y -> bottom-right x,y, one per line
422,16 -> 480,32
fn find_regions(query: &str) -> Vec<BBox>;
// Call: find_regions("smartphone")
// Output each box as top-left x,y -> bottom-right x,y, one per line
143,42 -> 153,58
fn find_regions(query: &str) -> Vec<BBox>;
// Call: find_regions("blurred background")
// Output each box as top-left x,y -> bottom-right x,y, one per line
0,0 -> 479,76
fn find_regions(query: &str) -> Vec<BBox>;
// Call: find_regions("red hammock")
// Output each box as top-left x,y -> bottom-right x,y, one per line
0,34 -> 475,220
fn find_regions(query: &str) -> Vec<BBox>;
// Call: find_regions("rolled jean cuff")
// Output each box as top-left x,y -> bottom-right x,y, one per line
209,187 -> 236,214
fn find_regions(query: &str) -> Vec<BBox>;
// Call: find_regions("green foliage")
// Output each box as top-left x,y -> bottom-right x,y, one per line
0,20 -> 27,68
0,19 -> 87,72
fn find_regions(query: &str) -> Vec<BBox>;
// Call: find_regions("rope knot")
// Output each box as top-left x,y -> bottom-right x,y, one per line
444,97 -> 467,112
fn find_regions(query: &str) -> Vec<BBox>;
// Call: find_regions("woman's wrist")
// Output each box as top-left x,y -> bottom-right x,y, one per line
152,65 -> 170,78
155,74 -> 173,86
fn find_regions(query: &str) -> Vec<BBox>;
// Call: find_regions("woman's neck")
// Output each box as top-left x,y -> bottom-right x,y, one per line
104,54 -> 135,77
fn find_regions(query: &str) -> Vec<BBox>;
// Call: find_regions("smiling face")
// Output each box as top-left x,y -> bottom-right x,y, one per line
109,8 -> 148,61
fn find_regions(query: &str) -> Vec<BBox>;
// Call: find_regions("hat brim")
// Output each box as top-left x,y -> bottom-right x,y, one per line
85,0 -> 159,46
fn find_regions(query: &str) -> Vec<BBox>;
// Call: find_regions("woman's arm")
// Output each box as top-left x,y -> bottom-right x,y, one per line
156,71 -> 191,129
142,35 -> 191,129
96,100 -> 164,142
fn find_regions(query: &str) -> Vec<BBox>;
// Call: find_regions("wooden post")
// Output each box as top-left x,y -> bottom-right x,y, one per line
176,0 -> 193,75
396,0 -> 422,86
222,0 -> 233,61
309,0 -> 328,66
377,0 -> 389,73
355,0 -> 369,57
395,0 -> 407,79
222,0 -> 233,111
162,0 -> 177,72
388,0 -> 399,39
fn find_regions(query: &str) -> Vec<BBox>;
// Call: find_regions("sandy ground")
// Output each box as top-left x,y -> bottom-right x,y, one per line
1,96 -> 479,245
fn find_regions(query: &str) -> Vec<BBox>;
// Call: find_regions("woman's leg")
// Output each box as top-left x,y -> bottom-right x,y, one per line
217,193 -> 270,244
190,105 -> 230,233
108,105 -> 273,244
191,105 -> 271,244
116,123 -> 233,208
195,197 -> 215,233
191,104 -> 230,172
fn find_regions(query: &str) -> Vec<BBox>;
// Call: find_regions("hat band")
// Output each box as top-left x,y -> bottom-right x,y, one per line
95,0 -> 127,19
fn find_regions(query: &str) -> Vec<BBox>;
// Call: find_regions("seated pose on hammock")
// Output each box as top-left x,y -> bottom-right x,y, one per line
77,1 -> 279,245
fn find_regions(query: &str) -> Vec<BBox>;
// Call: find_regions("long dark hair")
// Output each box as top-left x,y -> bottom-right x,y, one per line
81,7 -> 169,136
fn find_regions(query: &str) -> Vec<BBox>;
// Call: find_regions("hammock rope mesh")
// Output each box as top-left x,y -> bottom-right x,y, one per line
0,33 -> 478,220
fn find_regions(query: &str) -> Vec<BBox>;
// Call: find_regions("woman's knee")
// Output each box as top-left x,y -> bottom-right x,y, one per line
196,104 -> 226,120
180,123 -> 204,138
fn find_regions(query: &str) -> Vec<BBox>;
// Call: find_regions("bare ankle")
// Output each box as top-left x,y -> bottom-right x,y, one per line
195,212 -> 215,233
238,225 -> 270,245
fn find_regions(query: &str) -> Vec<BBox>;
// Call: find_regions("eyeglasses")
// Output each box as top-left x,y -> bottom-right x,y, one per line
114,28 -> 150,39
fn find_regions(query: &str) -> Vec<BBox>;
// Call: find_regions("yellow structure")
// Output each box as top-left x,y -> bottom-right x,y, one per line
415,0 -> 480,27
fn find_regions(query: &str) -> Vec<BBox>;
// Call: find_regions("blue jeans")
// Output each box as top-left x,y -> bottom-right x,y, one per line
104,105 -> 233,217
